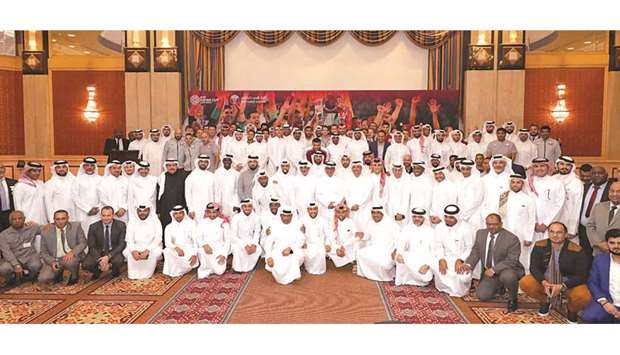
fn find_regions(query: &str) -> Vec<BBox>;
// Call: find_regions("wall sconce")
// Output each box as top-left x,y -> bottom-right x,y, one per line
551,84 -> 569,123
124,30 -> 150,72
611,31 -> 620,71
21,30 -> 48,74
154,30 -> 178,72
498,30 -> 526,70
467,31 -> 494,70
83,85 -> 100,123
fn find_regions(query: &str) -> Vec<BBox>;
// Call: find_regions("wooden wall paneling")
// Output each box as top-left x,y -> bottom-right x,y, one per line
464,70 -> 497,133
607,72 -> 620,159
0,69 -> 25,155
496,70 -> 525,128
150,72 -> 181,129
23,75 -> 51,157
523,68 -> 605,157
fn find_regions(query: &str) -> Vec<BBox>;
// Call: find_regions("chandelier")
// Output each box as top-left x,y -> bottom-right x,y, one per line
550,84 -> 569,123
83,85 -> 100,123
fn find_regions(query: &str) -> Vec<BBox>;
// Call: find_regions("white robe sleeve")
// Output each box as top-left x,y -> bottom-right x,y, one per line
543,181 -> 566,226
525,198 -> 537,242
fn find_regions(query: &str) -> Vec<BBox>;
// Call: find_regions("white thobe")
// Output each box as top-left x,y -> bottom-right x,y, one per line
98,175 -> 129,222
344,174 -> 375,230
267,137 -> 286,174
123,216 -> 163,279
224,139 -> 248,169
532,175 -> 566,241
430,179 -> 458,218
309,164 -> 326,178
429,140 -> 451,166
395,223 -> 435,286
432,221 -> 474,297
384,175 -> 411,227
43,174 -> 76,222
356,218 -> 399,281
555,172 -> 584,237
482,132 -> 497,146
195,217 -> 230,278
301,215 -> 328,275
406,138 -> 425,162
127,175 -> 157,221
315,175 -> 345,220
185,167 -> 216,220
502,191 -> 536,272
383,143 -> 409,170
348,138 -> 369,162
128,138 -> 146,157
252,182 -> 276,216
265,221 -> 305,285
71,172 -> 102,233
293,174 -> 317,217
271,171 -> 296,207
409,174 -> 433,212
285,139 -> 307,166
230,212 -> 262,272
14,180 -> 47,225
456,175 -> 485,230
247,141 -> 268,170
465,141 -> 488,160
326,217 -> 358,267
163,216 -> 198,277
142,140 -> 166,176
449,141 -> 467,158
514,140 -> 537,169
326,143 -> 348,168
480,171 -> 511,222
214,167 -> 240,217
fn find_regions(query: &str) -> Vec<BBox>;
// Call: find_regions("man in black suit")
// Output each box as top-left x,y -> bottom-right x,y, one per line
579,166 -> 613,259
83,206 -> 126,279
0,163 -> 17,233
103,129 -> 130,156
368,130 -> 391,162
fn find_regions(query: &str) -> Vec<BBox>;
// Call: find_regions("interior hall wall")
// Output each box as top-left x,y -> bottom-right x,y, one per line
523,67 -> 604,157
0,68 -> 24,155
52,70 -> 126,155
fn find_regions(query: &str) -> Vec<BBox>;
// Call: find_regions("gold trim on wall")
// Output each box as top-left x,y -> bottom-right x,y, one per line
0,56 -> 21,71
526,53 -> 608,68
48,55 -> 124,71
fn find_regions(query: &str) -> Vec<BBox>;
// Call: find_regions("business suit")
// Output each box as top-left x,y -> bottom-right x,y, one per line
0,177 -> 17,233
368,141 -> 391,162
586,201 -> 620,256
579,181 -> 611,257
581,254 -> 620,323
83,219 -> 127,275
103,137 -> 130,156
38,222 -> 87,283
464,228 -> 525,301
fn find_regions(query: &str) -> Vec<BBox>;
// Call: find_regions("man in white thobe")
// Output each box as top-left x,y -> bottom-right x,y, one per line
185,154 -> 216,221
127,161 -> 158,221
160,124 -> 173,144
409,161 -> 433,212
531,158 -> 566,242
448,130 -> 467,158
97,160 -> 129,223
142,129 -> 166,176
384,164 -> 411,227
326,134 -> 348,169
293,160 -> 317,217
383,132 -> 408,172
123,205 -> 163,280
456,160 -> 485,231
267,128 -> 286,175
394,208 -> 435,286
265,207 -> 305,285
271,160 -> 296,207
44,160 -> 76,222
260,197 -> 282,253
300,202 -> 328,275
162,206 -> 198,277
195,203 -> 230,278
285,129 -> 307,166
71,157 -> 102,233
481,120 -> 497,146
429,130 -> 452,167
128,129 -> 146,157
326,204 -> 361,267
230,199 -> 262,272
214,154 -> 240,217
316,162 -> 346,220
429,167 -> 458,225
554,156 -> 584,244
13,162 -> 47,224
348,129 -> 369,162
465,130 -> 487,161
223,128 -> 248,170
432,204 -> 475,297
513,129 -> 537,169
247,131 -> 268,171
356,206 -> 399,282
251,170 -> 276,216
122,160 -> 137,179
479,154 -> 513,224
344,161 -> 375,230
406,125 -> 426,162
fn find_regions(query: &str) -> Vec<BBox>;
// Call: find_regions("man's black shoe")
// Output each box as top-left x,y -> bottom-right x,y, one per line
538,303 -> 551,316
567,311 -> 579,324
67,276 -> 79,286
90,269 -> 100,281
111,268 -> 121,278
507,300 -> 518,313
53,271 -> 64,284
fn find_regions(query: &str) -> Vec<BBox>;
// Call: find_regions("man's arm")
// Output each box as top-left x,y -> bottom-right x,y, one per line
586,257 -> 607,302
86,224 -> 101,260
529,245 -> 545,282
39,230 -> 55,265
72,224 -> 88,255
564,248 -> 589,289
463,232 -> 481,267
109,222 -> 127,258
492,234 -> 521,274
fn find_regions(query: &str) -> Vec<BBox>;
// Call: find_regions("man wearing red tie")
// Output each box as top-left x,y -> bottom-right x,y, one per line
580,166 -> 612,260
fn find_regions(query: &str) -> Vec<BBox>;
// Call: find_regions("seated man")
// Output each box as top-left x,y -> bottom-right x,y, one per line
230,198 -> 262,272
84,206 -> 126,279
394,208 -> 435,286
356,206 -> 399,282
122,205 -> 163,280
300,202 -> 328,275
457,213 -> 524,312
38,209 -> 87,285
519,221 -> 591,323
162,205 -> 198,277
195,203 -> 230,279
326,204 -> 360,268
0,211 -> 42,286
265,206 -> 305,285
431,204 -> 475,297
581,229 -> 620,323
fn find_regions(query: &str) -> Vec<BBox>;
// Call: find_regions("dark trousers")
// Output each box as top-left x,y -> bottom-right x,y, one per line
581,301 -> 620,323
0,210 -> 10,234
578,224 -> 593,268
82,252 -> 124,273
476,268 -> 522,302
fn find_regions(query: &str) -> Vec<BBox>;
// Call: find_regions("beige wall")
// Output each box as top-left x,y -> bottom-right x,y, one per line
125,72 -> 181,133
23,75 -> 52,158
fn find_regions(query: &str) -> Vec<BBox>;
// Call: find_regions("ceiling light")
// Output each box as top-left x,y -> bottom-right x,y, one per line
567,47 -> 575,51
67,33 -> 76,38
83,51 -> 90,54
69,45 -> 75,48
51,39 -> 57,43
583,41 -> 592,44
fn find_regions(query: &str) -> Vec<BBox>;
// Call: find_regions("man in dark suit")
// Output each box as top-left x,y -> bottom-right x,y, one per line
581,229 -> 620,323
519,222 -> 591,323
38,209 -> 87,285
0,163 -> 17,233
579,166 -> 613,258
456,214 -> 524,312
83,206 -> 126,280
368,130 -> 391,162
586,181 -> 620,257
103,129 -> 130,156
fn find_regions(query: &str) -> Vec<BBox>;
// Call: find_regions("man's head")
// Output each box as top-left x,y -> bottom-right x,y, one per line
312,153 -> 324,165
280,210 -> 293,224
330,134 -> 340,146
197,156 -> 210,170
443,205 -> 459,226
280,161 -> 291,174
450,130 -> 462,143
240,200 -> 253,216
435,130 -> 445,142
162,125 -> 171,137
353,130 -> 363,141
609,182 -> 620,205
150,130 -> 160,142
53,210 -> 69,229
351,162 -> 363,177
335,205 -> 348,221
532,159 -> 550,177
222,155 -> 232,169
591,166 -> 608,186
433,169 -> 446,183
540,125 -> 551,140
411,208 -> 426,226
371,207 -> 384,223
257,172 -> 269,187
173,128 -> 183,140
529,124 -> 539,137
393,132 -> 403,144
172,208 -> 185,222
123,162 -> 135,176
108,162 -> 122,177
370,159 -> 383,174
307,203 -> 319,218
341,155 -> 351,169
324,162 -> 336,177
392,165 -> 403,178
25,162 -> 42,180
412,163 -> 425,177
504,122 -> 515,134
474,153 -> 484,167
411,125 -> 422,138
495,128 -> 507,141
137,206 -> 151,220
518,129 -> 529,142
472,131 -> 482,143
605,229 -> 620,256
510,175 -> 525,193
101,206 -> 114,224
460,161 -> 474,178
165,161 -> 178,174
402,154 -> 412,169
491,156 -> 507,174
548,222 -> 568,245
304,125 -> 313,138
205,204 -> 218,220
556,156 -> 575,175
247,157 -> 259,170
377,130 -> 387,143
54,162 -> 69,177
136,130 -> 144,140
311,138 -> 322,151
485,121 -> 496,134
579,164 -> 593,184
485,214 -> 502,234
9,211 -> 25,229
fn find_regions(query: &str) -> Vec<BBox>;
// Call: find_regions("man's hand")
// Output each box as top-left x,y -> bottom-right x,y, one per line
419,265 -> 430,274
395,98 -> 403,106
602,302 -> 620,317
535,223 -> 548,233
336,246 -> 345,258
438,259 -> 448,275
203,244 -> 213,255
355,232 -> 364,240
88,207 -> 100,216
411,96 -> 421,106
175,247 -> 185,257
394,214 -> 405,221
14,264 -> 23,278
484,268 -> 495,278
430,216 -> 441,224
427,99 -> 441,114
98,256 -> 110,271
395,254 -> 404,264
189,212 -> 196,220
300,225 -> 306,234
597,242 -> 610,252
282,247 -> 293,257
328,202 -> 335,209
142,250 -> 150,259
267,257 -> 274,268
51,262 -> 60,272
266,227 -> 271,236
116,208 -> 126,217
523,241 -> 532,247
217,255 -> 226,265
455,260 -> 469,274
189,255 -> 198,267
131,250 -> 142,261
245,244 -> 257,255
62,251 -> 75,264
325,245 -> 332,253
301,243 -> 307,249
350,204 -> 360,212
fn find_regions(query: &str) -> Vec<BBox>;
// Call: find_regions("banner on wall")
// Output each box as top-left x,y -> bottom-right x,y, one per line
187,90 -> 460,130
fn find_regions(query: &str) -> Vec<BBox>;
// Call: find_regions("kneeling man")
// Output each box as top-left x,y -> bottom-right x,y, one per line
195,203 -> 230,278
394,208 -> 435,286
356,206 -> 399,281
123,205 -> 163,279
325,205 -> 359,268
163,205 -> 198,277
265,206 -> 305,285
230,199 -> 262,272
301,202 -> 328,275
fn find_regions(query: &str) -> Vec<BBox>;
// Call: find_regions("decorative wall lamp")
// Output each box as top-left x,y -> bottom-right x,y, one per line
83,85 -> 100,123
467,30 -> 494,70
550,84 -> 569,123
154,30 -> 179,72
611,31 -> 620,71
22,30 -> 48,74
498,30 -> 525,69
124,30 -> 150,72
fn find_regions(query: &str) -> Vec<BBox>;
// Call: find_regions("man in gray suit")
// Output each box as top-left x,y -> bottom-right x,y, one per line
0,210 -> 43,286
38,210 -> 87,285
456,213 -> 524,312
83,206 -> 126,280
587,181 -> 620,256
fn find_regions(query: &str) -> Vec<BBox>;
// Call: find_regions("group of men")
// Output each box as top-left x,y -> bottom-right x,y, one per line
0,117 -> 618,324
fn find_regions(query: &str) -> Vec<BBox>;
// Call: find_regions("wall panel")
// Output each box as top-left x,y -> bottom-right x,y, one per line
0,69 -> 24,154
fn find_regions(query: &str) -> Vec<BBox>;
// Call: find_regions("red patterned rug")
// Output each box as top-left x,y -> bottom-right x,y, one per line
148,271 -> 254,324
377,282 -> 468,324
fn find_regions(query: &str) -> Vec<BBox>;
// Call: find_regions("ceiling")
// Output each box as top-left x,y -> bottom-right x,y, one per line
49,30 -> 123,56
527,30 -> 608,53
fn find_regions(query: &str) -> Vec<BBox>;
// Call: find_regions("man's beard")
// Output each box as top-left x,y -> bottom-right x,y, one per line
57,171 -> 67,177
610,249 -> 620,256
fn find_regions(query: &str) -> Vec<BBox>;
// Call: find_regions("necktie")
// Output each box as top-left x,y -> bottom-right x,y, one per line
60,228 -> 68,253
485,234 -> 495,270
609,205 -> 618,225
0,180 -> 8,211
584,185 -> 600,218
104,225 -> 111,254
